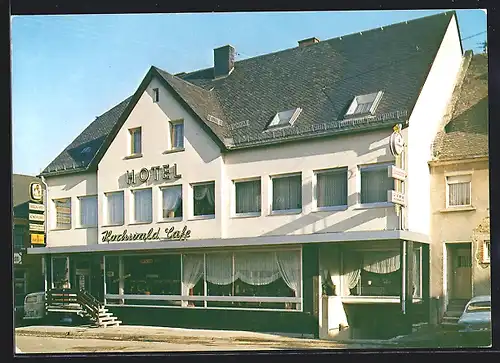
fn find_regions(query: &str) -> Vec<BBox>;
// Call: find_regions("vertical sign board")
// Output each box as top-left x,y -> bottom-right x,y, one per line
28,182 -> 46,246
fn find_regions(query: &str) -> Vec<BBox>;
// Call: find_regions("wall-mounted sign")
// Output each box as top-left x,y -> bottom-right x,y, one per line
389,124 -> 405,157
29,203 -> 45,212
30,234 -> 45,245
140,259 -> 154,264
14,252 -> 22,265
29,213 -> 45,222
388,190 -> 406,206
30,182 -> 43,202
29,223 -> 45,232
126,164 -> 181,186
388,165 -> 407,181
101,226 -> 191,243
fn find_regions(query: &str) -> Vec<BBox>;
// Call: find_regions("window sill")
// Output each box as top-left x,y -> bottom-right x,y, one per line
75,226 -> 98,230
123,153 -> 143,160
312,205 -> 348,213
157,217 -> 183,223
269,209 -> 302,216
354,202 -> 394,210
440,206 -> 476,213
232,212 -> 261,219
51,228 -> 71,231
129,221 -> 153,226
189,215 -> 216,221
102,223 -> 124,228
163,147 -> 185,154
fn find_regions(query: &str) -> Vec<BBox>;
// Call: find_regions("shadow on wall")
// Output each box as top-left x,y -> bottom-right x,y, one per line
146,87 -> 221,165
225,128 -> 392,165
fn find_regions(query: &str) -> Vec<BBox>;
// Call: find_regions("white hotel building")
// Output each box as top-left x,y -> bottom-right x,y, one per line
29,12 -> 465,339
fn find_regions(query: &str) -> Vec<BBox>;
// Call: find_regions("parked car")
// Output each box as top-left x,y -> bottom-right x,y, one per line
457,295 -> 491,334
23,292 -> 46,321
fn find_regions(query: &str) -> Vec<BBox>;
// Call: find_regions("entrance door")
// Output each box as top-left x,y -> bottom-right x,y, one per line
452,246 -> 472,299
74,260 -> 91,292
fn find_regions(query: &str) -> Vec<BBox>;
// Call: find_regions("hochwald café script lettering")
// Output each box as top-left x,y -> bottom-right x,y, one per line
101,226 -> 191,243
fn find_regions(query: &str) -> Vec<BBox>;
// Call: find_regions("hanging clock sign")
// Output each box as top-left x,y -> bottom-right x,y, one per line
389,124 -> 404,157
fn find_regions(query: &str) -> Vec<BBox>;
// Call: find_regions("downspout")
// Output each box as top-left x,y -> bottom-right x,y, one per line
40,175 -> 49,291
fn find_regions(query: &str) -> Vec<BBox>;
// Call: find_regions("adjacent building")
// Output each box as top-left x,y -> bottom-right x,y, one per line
429,51 -> 489,323
28,12 -> 465,339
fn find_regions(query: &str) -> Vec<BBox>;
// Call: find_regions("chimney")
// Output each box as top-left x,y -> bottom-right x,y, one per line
298,37 -> 320,47
214,45 -> 235,79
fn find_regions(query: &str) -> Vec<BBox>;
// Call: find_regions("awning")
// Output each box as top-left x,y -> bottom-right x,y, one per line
26,230 -> 430,255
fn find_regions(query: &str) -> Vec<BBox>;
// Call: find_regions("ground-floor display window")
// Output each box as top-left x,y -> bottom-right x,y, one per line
104,249 -> 302,311
51,256 -> 70,289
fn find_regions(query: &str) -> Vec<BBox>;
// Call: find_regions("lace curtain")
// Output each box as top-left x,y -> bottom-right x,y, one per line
272,176 -> 302,211
234,252 -> 280,285
317,170 -> 348,207
80,196 -> 97,227
163,186 -> 182,218
205,253 -> 235,285
360,168 -> 393,204
182,254 -> 204,298
363,251 -> 401,274
276,251 -> 301,297
235,181 -> 261,214
194,184 -> 215,205
341,251 -> 361,296
107,192 -> 124,225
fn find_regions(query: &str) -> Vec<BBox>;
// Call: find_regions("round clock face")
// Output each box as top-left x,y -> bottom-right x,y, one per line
390,132 -> 404,156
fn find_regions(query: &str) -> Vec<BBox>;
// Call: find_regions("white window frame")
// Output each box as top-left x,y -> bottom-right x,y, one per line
482,240 -> 491,263
270,173 -> 302,215
191,181 -> 216,220
131,187 -> 153,224
266,108 -> 302,130
78,195 -> 98,228
129,127 -> 142,156
357,162 -> 394,208
104,191 -> 125,226
313,167 -> 348,212
445,173 -> 472,208
170,120 -> 184,150
345,91 -> 383,118
160,185 -> 183,222
53,197 -> 72,230
233,177 -> 262,218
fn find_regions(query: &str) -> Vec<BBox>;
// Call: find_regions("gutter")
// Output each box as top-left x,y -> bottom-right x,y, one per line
428,155 -> 488,167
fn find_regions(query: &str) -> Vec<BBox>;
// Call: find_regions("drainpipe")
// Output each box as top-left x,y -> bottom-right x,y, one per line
40,175 -> 49,292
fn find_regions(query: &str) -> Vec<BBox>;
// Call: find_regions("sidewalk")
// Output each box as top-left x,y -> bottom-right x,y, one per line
15,325 -> 398,349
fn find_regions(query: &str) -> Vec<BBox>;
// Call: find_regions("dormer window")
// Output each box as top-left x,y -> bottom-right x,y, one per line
266,108 -> 302,130
345,91 -> 383,118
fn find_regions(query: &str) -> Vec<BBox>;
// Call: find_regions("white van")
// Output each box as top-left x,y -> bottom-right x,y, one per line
23,292 -> 46,320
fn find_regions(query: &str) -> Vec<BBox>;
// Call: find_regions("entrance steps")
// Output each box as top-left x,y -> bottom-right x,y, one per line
96,307 -> 121,327
441,299 -> 468,328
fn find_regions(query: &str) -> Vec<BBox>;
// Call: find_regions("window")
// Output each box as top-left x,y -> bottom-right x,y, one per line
106,191 -> 124,225
446,175 -> 471,207
193,182 -> 215,217
413,247 -> 421,298
79,195 -> 97,227
129,127 -> 142,155
52,256 -> 70,289
235,179 -> 261,215
345,91 -> 383,118
153,88 -> 159,102
162,185 -> 183,219
360,164 -> 394,204
14,227 -> 24,249
54,198 -> 71,229
316,168 -> 348,209
133,188 -> 153,223
483,240 -> 491,263
170,121 -> 184,149
266,108 -> 302,129
272,174 -> 302,212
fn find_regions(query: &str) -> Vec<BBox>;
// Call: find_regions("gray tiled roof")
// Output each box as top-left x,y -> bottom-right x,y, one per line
42,11 -> 456,177
432,52 -> 488,160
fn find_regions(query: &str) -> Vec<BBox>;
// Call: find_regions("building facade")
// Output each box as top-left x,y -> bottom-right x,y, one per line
29,12 -> 464,339
429,51 -> 489,323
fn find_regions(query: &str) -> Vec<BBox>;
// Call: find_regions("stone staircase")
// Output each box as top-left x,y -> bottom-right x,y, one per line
441,299 -> 468,328
95,307 -> 121,327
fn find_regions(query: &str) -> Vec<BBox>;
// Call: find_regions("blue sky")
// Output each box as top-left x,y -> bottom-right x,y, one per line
11,9 -> 487,176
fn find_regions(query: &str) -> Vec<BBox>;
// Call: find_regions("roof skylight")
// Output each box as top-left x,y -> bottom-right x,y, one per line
81,147 -> 92,154
267,108 -> 302,129
345,91 -> 383,118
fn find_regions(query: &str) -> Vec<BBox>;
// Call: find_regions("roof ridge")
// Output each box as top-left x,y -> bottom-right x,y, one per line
178,11 -> 454,78
153,66 -> 212,94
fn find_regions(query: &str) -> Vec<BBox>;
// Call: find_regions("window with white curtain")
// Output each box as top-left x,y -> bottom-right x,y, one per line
170,121 -> 184,149
106,191 -> 124,225
129,127 -> 142,155
341,249 -> 401,297
316,168 -> 348,209
79,195 -> 97,227
235,179 -> 261,215
271,174 -> 302,212
446,175 -> 471,207
54,198 -> 71,229
193,182 -> 215,217
133,188 -> 153,223
360,164 -> 394,204
162,185 -> 182,219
